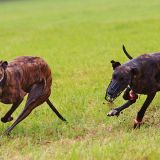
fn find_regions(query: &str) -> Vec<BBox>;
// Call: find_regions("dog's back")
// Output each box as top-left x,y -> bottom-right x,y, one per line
122,52 -> 160,69
9,56 -> 51,89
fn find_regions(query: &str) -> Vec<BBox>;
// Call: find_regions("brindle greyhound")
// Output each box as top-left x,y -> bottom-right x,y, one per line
0,56 -> 66,135
105,45 -> 160,128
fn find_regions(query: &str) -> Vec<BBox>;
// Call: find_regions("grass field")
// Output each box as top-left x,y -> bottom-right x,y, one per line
0,0 -> 160,159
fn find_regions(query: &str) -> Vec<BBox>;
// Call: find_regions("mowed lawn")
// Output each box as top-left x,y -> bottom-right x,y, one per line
0,0 -> 160,159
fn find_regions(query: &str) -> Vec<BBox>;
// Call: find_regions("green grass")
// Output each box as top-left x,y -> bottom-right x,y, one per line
0,0 -> 160,159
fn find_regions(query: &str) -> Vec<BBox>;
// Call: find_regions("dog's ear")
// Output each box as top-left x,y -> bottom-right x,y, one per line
111,60 -> 121,70
1,61 -> 8,70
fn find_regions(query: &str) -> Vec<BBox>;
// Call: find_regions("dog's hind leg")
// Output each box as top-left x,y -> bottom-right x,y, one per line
1,98 -> 23,123
134,93 -> 156,129
46,99 -> 66,121
2,82 -> 47,135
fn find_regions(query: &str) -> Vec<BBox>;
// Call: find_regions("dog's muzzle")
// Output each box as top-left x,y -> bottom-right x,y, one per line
105,80 -> 123,102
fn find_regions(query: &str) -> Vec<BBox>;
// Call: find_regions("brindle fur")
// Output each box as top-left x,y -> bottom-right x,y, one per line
106,46 -> 160,128
0,56 -> 66,135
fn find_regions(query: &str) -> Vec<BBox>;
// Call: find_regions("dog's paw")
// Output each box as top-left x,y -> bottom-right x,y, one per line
1,116 -> 13,123
133,119 -> 142,129
107,109 -> 120,117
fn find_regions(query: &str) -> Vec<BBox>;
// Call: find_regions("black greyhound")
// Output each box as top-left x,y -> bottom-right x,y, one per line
105,45 -> 160,128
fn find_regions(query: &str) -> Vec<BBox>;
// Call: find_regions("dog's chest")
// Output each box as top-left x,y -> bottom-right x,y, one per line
0,84 -> 26,104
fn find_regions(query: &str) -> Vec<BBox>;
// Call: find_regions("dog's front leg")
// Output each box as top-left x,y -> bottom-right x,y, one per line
134,93 -> 156,128
123,87 -> 131,100
107,100 -> 136,116
107,88 -> 138,116
1,98 -> 23,123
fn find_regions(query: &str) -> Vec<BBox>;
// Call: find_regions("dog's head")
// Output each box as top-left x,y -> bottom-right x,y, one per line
105,60 -> 138,102
0,61 -> 8,82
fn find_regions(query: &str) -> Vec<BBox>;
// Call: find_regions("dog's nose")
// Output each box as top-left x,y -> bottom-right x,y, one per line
105,92 -> 112,101
105,95 -> 114,103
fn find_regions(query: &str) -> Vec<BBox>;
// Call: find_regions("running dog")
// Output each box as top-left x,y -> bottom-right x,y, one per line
105,45 -> 160,128
0,56 -> 66,135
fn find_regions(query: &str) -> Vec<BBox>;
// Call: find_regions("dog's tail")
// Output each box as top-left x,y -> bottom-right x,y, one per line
46,99 -> 67,122
122,45 -> 133,60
